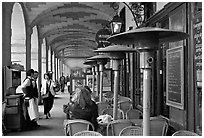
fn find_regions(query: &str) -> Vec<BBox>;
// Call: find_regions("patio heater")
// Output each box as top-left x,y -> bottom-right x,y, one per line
88,54 -> 109,102
95,45 -> 137,120
83,60 -> 97,94
107,27 -> 189,135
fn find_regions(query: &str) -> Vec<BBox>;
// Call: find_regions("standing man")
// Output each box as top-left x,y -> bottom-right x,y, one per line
60,73 -> 66,92
33,71 -> 40,116
21,69 -> 40,129
66,75 -> 71,93
33,71 -> 39,99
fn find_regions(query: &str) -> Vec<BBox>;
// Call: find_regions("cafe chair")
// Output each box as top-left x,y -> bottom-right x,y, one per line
64,119 -> 95,136
118,101 -> 133,118
119,126 -> 143,136
73,130 -> 103,136
126,108 -> 143,119
150,118 -> 169,136
106,119 -> 133,136
96,101 -> 110,115
172,130 -> 199,136
102,108 -> 125,119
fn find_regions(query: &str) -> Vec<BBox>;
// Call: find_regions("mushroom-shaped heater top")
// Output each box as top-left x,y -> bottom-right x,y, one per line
83,60 -> 97,65
107,27 -> 189,50
87,54 -> 110,64
94,45 -> 138,59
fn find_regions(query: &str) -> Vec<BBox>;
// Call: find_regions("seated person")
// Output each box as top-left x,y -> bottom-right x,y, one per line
64,86 -> 99,131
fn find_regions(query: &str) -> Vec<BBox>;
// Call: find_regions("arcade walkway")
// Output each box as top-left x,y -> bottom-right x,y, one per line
6,88 -> 70,136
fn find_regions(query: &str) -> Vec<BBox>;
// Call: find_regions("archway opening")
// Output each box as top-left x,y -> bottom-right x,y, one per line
11,2 -> 26,70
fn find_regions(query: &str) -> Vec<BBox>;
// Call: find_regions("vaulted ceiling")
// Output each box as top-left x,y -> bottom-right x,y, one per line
22,2 -> 117,59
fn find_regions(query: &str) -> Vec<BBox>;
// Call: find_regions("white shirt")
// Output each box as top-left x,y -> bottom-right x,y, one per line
21,76 -> 35,88
41,80 -> 55,96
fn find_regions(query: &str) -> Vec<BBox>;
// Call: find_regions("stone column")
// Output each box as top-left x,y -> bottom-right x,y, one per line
2,2 -> 13,68
2,3 -> 14,100
62,49 -> 65,73
26,27 -> 33,70
56,58 -> 59,80
38,37 -> 43,104
54,54 -> 57,81
45,41 -> 49,73
50,49 -> 53,72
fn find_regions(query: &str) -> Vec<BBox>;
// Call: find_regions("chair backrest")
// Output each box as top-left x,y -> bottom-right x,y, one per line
73,130 -> 103,136
64,119 -> 95,136
118,96 -> 132,102
172,130 -> 199,136
96,101 -> 110,115
149,118 -> 168,136
106,119 -> 133,136
119,126 -> 143,136
2,101 -> 7,119
128,119 -> 143,127
126,108 -> 142,119
102,108 -> 125,119
118,101 -> 133,118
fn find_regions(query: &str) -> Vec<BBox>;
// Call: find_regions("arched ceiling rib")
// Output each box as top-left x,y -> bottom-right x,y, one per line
47,32 -> 96,46
53,40 -> 97,51
23,2 -> 117,58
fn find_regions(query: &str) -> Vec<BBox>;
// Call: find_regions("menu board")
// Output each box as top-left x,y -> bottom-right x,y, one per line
166,46 -> 184,109
193,14 -> 202,86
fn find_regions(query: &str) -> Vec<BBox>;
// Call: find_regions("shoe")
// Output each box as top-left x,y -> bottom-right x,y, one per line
33,123 -> 40,127
45,115 -> 49,119
31,121 -> 40,128
48,112 -> 51,118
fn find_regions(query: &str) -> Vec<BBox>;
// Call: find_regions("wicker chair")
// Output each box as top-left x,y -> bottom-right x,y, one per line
102,108 -> 125,119
106,119 -> 133,136
73,130 -> 103,136
119,126 -> 143,136
172,130 -> 199,136
96,101 -> 110,115
2,101 -> 7,135
126,108 -> 142,119
64,119 -> 95,136
118,101 -> 133,118
149,118 -> 169,136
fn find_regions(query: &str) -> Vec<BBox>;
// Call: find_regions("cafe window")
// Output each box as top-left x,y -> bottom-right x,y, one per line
193,3 -> 202,134
159,18 -> 170,117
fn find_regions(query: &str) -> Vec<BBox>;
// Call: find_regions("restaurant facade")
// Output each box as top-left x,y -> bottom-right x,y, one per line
117,2 -> 202,135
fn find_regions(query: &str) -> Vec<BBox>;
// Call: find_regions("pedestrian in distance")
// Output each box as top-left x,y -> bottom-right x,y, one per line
59,73 -> 66,92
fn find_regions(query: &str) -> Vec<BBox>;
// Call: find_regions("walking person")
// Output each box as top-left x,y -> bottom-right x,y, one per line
41,72 -> 56,119
21,69 -> 40,129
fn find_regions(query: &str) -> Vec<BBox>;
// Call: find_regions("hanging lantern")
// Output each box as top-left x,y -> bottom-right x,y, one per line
110,15 -> 123,35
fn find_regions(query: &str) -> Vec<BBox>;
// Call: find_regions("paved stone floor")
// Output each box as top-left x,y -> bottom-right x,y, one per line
5,88 -> 70,136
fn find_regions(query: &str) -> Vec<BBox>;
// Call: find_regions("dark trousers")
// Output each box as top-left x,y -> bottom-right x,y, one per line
61,84 -> 65,92
43,94 -> 54,115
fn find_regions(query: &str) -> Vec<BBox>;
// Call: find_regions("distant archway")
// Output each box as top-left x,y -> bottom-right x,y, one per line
11,3 -> 26,70
31,26 -> 39,71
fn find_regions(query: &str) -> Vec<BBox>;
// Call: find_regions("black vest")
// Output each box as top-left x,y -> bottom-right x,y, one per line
33,80 -> 38,98
24,78 -> 35,98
